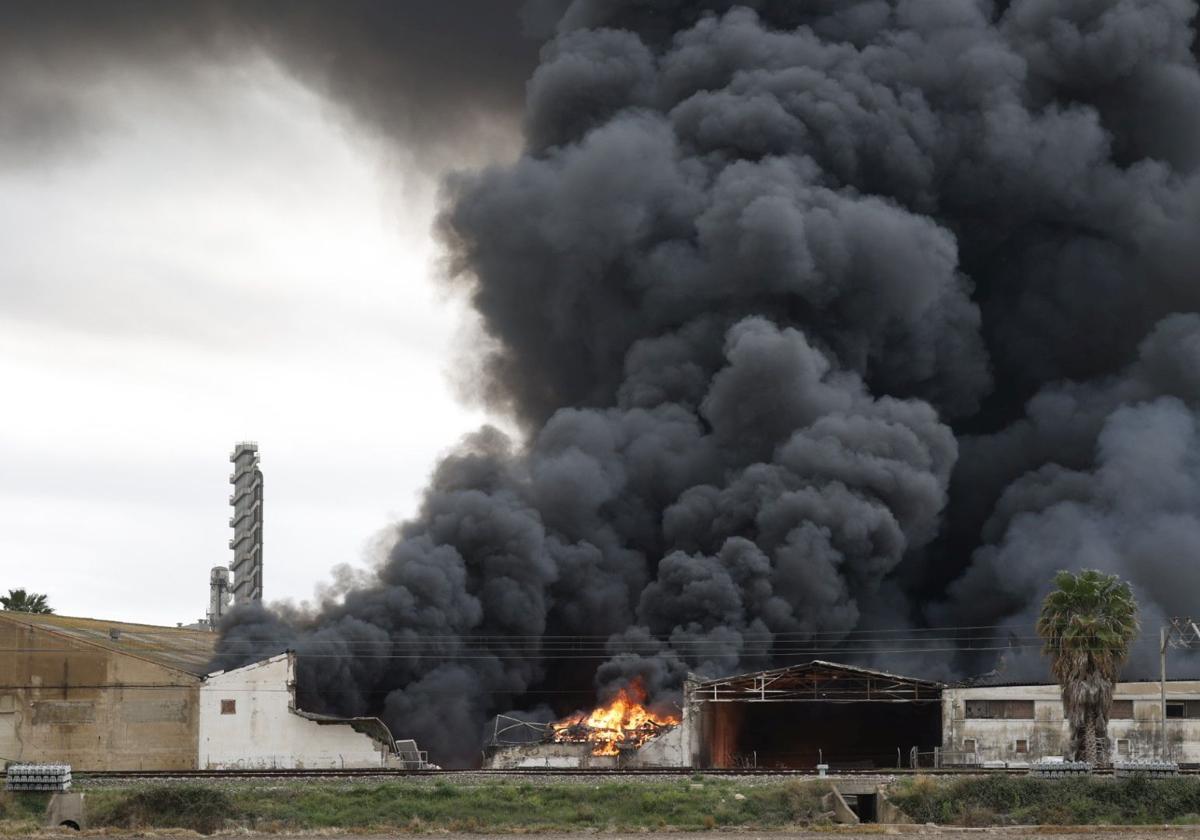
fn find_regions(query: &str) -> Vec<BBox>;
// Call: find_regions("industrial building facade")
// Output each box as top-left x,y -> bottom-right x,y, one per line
200,653 -> 408,769
0,611 -> 415,770
681,662 -> 1200,769
10,622 -> 1200,772
0,611 -> 214,770
944,680 -> 1200,765
681,661 -> 943,769
487,661 -> 1200,771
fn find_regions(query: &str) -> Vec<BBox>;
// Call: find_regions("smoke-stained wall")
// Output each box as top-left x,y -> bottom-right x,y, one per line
158,0 -> 1200,766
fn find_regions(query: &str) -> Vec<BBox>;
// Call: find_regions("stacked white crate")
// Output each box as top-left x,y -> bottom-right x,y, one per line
1114,760 -> 1179,777
1029,760 -> 1091,778
5,764 -> 72,792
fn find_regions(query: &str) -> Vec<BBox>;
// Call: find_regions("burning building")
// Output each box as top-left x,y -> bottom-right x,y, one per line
485,661 -> 1200,771
211,1 -> 1200,771
485,678 -> 685,769
550,679 -> 679,756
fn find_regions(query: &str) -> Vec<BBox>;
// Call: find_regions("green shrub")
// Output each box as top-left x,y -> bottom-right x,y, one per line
89,785 -> 236,835
889,775 -> 1200,827
0,789 -> 49,827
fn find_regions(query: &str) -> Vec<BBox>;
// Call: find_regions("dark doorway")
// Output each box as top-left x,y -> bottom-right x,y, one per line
851,793 -> 877,823
701,700 -> 941,769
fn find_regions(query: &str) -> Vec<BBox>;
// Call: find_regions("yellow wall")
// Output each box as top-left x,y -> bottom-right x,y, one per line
0,619 -> 201,770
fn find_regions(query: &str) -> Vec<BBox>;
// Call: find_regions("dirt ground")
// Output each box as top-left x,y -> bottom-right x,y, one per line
96,830 -> 1200,840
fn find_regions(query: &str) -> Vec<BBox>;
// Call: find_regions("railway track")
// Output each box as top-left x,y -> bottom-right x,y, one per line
74,765 -> 1166,780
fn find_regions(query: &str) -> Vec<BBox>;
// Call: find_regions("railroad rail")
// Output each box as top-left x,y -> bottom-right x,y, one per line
71,765 -> 1199,780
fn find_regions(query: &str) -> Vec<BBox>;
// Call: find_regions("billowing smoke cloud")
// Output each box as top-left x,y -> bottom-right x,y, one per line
0,1 -> 537,167
212,0 -> 1200,765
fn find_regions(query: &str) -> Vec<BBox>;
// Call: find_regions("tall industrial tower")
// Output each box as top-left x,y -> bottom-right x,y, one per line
229,442 -> 264,605
207,566 -> 231,627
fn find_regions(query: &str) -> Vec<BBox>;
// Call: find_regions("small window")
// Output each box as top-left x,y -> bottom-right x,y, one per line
1014,739 -> 1028,754
1117,738 -> 1131,757
1167,701 -> 1186,719
965,700 -> 992,718
963,738 -> 977,753
1110,700 -> 1134,719
964,699 -> 1035,719
1006,700 -> 1035,719
220,699 -> 236,715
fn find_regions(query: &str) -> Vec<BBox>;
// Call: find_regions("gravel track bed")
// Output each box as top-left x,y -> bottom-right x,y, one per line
71,771 -> 896,790
125,830 -> 1200,839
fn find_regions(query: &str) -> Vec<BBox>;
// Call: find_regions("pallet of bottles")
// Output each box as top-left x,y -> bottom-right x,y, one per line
4,763 -> 72,792
1114,760 -> 1179,777
1028,760 -> 1091,778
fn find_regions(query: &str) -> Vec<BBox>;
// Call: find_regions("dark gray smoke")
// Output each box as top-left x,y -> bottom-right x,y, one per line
0,1 -> 537,167
211,0 -> 1200,765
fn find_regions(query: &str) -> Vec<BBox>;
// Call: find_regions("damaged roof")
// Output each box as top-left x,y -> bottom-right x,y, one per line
0,610 -> 217,677
291,708 -> 398,752
692,659 -> 944,702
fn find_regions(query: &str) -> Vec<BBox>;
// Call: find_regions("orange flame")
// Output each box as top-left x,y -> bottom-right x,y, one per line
550,678 -> 680,756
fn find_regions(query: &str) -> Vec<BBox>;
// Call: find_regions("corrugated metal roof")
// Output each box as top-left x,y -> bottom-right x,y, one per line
694,659 -> 945,689
0,611 -> 216,677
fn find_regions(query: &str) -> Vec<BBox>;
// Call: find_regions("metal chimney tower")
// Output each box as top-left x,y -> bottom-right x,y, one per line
229,442 -> 263,605
207,566 -> 231,627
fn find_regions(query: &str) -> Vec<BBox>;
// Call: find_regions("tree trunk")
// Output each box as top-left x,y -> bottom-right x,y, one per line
1082,717 -> 1098,766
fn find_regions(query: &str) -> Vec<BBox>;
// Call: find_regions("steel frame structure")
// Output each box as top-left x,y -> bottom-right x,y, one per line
691,660 -> 943,704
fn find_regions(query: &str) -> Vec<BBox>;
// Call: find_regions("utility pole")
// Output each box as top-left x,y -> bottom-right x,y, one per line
1161,625 -> 1167,759
1159,618 -> 1200,759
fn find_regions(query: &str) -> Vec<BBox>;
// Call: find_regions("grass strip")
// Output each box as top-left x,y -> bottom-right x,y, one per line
84,777 -> 833,834
890,774 -> 1200,826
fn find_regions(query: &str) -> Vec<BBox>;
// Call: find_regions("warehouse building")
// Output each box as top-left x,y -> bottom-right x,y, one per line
0,611 -> 421,770
485,661 -> 943,770
0,611 -> 215,770
677,661 -> 1200,770
681,661 -> 944,769
200,652 -> 418,769
943,680 -> 1200,765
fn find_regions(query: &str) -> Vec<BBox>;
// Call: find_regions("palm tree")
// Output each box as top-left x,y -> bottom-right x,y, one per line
1037,569 -> 1139,765
0,588 -> 54,614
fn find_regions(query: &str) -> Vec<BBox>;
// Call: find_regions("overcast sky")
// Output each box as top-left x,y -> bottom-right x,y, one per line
0,54 -> 507,625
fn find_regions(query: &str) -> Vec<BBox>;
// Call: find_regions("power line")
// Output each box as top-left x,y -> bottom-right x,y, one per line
0,640 -> 1166,659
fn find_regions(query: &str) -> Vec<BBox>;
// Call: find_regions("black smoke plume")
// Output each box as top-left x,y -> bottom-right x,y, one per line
0,0 -> 537,167
209,0 -> 1200,765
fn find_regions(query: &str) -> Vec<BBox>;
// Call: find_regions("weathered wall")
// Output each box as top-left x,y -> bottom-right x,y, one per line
198,654 -> 390,769
0,619 -> 200,770
943,681 -> 1200,764
680,678 -> 703,767
483,742 -> 619,769
629,725 -> 686,767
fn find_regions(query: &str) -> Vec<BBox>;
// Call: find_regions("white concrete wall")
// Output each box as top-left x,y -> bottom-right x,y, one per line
631,725 -> 686,767
680,678 -> 703,767
484,742 -> 619,769
943,680 -> 1200,764
198,653 -> 389,769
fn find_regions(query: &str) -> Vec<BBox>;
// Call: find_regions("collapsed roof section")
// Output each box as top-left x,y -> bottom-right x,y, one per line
200,652 -> 430,769
690,660 -> 944,704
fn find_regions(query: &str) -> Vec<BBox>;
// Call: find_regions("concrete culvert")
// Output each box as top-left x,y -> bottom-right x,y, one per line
45,792 -> 85,832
